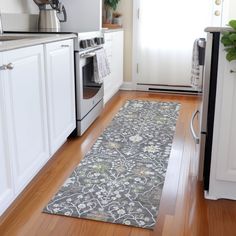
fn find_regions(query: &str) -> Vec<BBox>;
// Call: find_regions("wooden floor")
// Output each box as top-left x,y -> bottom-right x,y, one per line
1,91 -> 236,236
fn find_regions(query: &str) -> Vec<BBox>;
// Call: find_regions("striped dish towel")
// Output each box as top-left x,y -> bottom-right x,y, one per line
93,48 -> 110,84
191,39 -> 201,88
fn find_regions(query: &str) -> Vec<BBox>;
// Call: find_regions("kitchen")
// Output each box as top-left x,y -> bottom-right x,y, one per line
0,0 -> 236,235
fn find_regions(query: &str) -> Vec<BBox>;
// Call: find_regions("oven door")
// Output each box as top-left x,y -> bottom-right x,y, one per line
75,50 -> 104,120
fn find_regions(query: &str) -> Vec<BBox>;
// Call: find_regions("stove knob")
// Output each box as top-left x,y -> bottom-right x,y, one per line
95,37 -> 104,45
80,40 -> 88,49
90,39 -> 95,46
87,39 -> 93,47
95,37 -> 99,44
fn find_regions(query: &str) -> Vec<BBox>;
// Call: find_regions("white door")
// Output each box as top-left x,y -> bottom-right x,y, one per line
0,55 -> 15,215
44,39 -> 76,156
134,0 -> 226,88
3,45 -> 50,195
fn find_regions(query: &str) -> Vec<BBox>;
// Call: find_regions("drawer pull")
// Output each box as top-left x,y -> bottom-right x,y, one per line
61,45 -> 69,48
0,65 -> 7,70
0,63 -> 14,70
6,63 -> 14,70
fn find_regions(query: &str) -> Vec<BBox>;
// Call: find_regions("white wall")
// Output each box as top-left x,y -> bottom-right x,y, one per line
117,0 -> 133,82
229,0 -> 236,19
0,0 -> 37,14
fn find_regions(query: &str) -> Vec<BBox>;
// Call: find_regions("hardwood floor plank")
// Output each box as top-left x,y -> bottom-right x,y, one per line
1,91 -> 236,236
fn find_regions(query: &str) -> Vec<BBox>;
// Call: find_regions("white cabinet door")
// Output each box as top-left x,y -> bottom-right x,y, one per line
2,45 -> 49,195
45,39 -> 76,155
112,31 -> 124,92
208,41 -> 236,199
104,31 -> 124,104
0,55 -> 15,215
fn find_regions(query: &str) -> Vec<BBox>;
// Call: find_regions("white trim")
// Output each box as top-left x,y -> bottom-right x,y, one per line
136,84 -> 201,92
120,82 -> 135,91
204,191 -> 218,200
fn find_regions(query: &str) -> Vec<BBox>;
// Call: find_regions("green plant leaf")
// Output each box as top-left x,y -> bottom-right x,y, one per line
229,33 -> 236,42
229,20 -> 236,30
221,20 -> 236,62
221,35 -> 232,46
224,46 -> 234,52
104,0 -> 120,10
226,49 -> 236,61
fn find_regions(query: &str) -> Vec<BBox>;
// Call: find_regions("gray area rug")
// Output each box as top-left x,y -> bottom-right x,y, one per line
43,100 -> 180,229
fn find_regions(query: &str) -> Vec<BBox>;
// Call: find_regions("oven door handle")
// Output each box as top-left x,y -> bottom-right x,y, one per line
80,52 -> 96,59
190,109 -> 200,144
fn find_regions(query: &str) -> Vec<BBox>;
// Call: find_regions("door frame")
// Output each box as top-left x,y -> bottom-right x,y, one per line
132,0 -> 230,92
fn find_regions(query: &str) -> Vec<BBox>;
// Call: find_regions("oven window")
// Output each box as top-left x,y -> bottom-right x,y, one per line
82,57 -> 102,99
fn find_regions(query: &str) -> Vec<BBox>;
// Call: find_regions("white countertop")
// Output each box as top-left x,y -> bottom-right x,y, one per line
102,28 -> 124,33
205,27 -> 235,33
0,33 -> 77,52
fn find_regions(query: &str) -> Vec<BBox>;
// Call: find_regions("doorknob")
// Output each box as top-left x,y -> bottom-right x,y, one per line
215,0 -> 221,5
214,10 -> 221,16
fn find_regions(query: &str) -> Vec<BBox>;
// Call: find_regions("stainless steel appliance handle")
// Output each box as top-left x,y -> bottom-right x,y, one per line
80,52 -> 96,59
190,109 -> 200,144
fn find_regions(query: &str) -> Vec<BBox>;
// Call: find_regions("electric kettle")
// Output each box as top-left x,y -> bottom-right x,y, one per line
33,0 -> 67,31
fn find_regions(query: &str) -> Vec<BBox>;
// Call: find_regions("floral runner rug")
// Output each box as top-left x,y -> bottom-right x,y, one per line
43,100 -> 180,229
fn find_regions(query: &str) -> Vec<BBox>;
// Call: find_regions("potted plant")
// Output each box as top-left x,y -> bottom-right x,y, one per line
113,12 -> 122,26
221,20 -> 236,61
104,0 -> 121,24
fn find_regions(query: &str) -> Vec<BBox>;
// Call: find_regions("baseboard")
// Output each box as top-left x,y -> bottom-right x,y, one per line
120,82 -> 202,95
120,82 -> 135,91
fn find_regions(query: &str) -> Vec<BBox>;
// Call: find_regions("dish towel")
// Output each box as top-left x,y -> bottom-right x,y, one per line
93,48 -> 110,84
191,39 -> 201,88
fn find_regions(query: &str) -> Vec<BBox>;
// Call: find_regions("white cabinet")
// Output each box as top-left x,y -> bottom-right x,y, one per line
104,30 -> 124,104
0,38 -> 76,216
2,45 -> 50,195
207,40 -> 236,200
0,55 -> 14,215
44,39 -> 76,155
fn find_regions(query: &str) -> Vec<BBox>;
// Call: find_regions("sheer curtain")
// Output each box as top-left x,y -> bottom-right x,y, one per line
137,0 -> 212,86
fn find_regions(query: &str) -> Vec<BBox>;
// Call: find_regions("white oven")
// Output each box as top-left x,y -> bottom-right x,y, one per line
73,32 -> 105,136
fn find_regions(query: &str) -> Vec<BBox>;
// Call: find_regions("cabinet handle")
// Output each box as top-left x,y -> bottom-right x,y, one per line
61,45 -> 69,48
214,10 -> 221,16
6,63 -> 14,70
80,52 -> 96,59
230,69 -> 236,73
190,109 -> 200,144
0,65 -> 7,70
